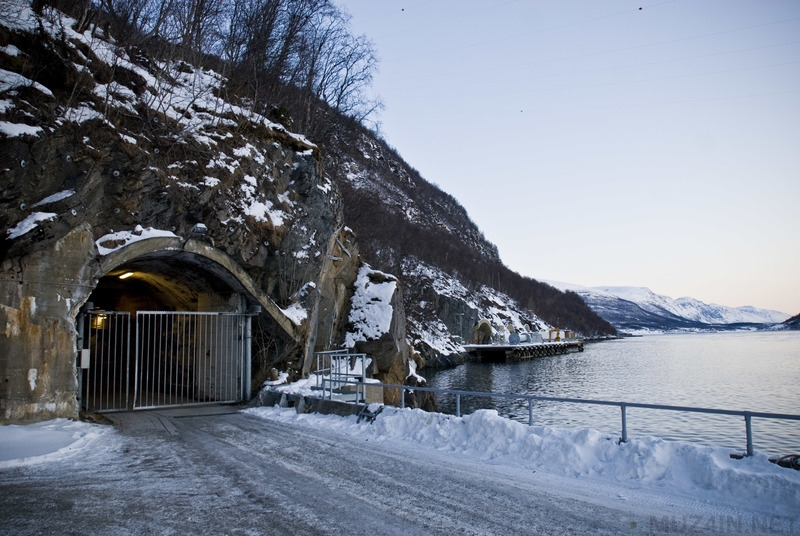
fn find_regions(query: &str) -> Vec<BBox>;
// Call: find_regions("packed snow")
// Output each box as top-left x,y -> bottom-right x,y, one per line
241,405 -> 799,517
0,418 -> 110,468
2,404 -> 798,526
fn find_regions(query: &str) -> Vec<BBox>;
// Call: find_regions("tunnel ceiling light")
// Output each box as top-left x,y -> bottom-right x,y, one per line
119,271 -> 135,280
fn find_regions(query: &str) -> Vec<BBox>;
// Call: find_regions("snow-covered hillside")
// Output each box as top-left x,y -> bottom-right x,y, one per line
403,257 -> 549,365
596,286 -> 789,324
547,282 -> 789,333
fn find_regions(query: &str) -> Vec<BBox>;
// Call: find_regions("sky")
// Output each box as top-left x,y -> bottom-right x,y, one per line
333,0 -> 800,315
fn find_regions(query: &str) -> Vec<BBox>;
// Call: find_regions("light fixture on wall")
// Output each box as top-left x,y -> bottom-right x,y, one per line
119,272 -> 134,279
91,313 -> 107,329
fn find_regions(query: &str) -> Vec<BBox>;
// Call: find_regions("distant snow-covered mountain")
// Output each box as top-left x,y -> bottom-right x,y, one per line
546,282 -> 790,333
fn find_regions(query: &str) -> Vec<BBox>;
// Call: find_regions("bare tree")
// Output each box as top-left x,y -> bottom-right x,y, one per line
290,4 -> 381,133
166,0 -> 228,58
99,0 -> 174,45
84,0 -> 381,136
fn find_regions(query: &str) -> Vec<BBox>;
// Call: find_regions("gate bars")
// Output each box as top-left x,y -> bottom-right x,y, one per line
79,311 -> 131,412
134,311 -> 248,410
79,311 -> 253,412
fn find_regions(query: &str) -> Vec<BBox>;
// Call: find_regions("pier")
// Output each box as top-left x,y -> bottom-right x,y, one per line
463,340 -> 584,362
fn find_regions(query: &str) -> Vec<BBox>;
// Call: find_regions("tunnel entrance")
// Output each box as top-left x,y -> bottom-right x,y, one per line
79,250 -> 257,412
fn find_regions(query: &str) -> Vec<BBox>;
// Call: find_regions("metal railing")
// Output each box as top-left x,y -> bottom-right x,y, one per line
313,350 -> 370,401
342,381 -> 800,457
319,376 -> 368,403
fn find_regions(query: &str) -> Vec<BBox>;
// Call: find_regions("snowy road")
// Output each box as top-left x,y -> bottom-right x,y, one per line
0,405 -> 796,535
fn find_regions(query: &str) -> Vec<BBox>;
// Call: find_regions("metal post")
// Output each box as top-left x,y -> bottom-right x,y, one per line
620,404 -> 628,443
244,314 -> 252,401
360,354 -> 365,403
76,311 -> 86,408
456,394 -> 461,418
123,313 -> 130,410
528,397 -> 533,426
744,412 -> 753,457
400,388 -> 405,409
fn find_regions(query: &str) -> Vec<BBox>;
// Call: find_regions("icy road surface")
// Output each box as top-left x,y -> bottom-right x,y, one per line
0,406 -> 796,535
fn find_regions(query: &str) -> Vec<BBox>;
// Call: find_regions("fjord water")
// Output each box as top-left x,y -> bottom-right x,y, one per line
424,331 -> 800,455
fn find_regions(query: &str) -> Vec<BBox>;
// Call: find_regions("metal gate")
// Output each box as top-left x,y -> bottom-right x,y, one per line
79,311 -> 252,412
79,311 -> 131,412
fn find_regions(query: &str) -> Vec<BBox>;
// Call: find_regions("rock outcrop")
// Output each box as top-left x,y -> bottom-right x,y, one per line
345,267 -> 411,404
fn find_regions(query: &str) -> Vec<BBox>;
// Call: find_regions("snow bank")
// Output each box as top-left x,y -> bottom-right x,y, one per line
0,419 -> 109,468
3,405 -> 798,518
244,405 -> 800,516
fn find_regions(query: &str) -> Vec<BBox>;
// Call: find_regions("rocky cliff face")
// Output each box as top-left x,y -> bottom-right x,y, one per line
342,264 -> 412,404
0,7 -> 334,287
0,2 -> 408,423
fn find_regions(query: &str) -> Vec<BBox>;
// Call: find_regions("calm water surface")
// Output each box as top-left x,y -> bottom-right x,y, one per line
424,331 -> 800,455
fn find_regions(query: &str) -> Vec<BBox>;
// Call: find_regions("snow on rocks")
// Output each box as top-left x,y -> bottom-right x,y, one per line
0,121 -> 42,138
0,67 -> 54,98
239,174 -> 288,227
95,225 -> 179,255
31,189 -> 75,207
345,264 -> 398,348
403,257 -> 547,355
1,0 -> 315,152
6,212 -> 57,239
280,302 -> 308,326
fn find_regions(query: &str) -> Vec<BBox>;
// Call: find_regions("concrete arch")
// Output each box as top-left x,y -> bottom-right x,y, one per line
96,237 -> 298,341
1,227 -> 310,423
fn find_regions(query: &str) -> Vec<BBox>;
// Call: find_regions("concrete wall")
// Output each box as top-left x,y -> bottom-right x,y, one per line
1,225 -> 96,423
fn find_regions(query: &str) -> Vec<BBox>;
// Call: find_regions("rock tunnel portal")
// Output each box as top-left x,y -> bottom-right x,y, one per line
79,244 -> 267,413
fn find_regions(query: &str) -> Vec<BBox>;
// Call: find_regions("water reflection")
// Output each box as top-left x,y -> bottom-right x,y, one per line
424,332 -> 800,455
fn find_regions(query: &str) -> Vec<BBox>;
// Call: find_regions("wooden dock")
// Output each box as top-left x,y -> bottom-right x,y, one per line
463,340 -> 584,362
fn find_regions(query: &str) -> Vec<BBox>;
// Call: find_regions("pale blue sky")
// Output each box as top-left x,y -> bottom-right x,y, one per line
334,1 -> 800,315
